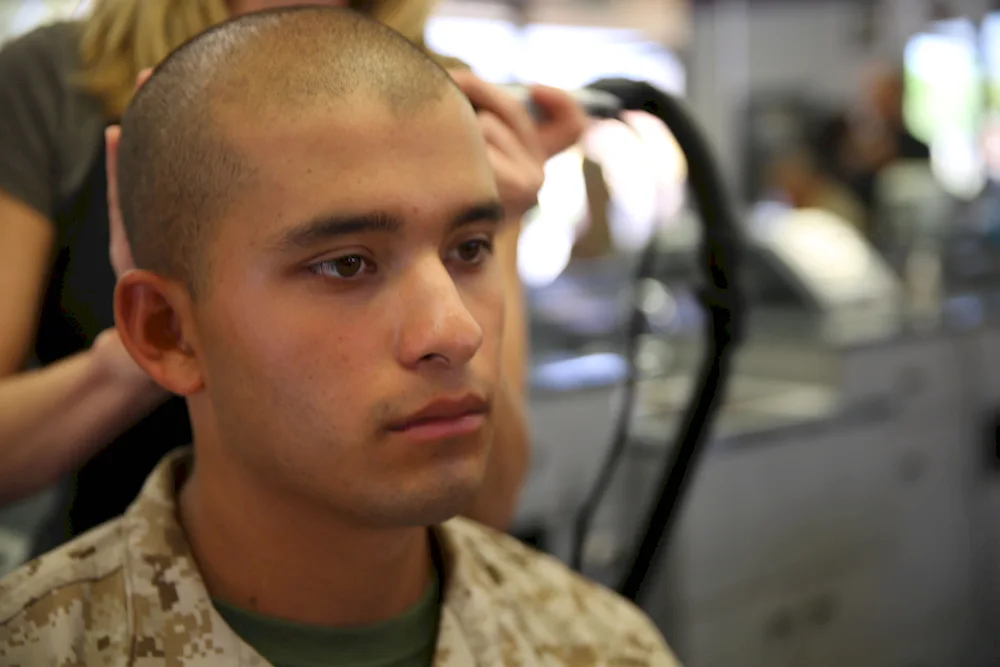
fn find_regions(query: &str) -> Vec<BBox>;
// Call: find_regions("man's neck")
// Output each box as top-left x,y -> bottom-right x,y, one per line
178,456 -> 433,627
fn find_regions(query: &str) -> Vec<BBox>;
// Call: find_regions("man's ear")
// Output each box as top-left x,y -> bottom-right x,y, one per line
115,271 -> 205,396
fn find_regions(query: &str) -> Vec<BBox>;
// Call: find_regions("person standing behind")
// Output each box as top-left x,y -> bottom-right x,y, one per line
0,0 -> 585,549
841,63 -> 931,214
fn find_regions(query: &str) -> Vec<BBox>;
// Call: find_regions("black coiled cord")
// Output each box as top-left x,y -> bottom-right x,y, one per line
568,79 -> 746,604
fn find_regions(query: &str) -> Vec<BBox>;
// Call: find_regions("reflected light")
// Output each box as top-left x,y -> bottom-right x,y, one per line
425,17 -> 520,83
930,130 -> 987,200
532,353 -> 628,392
903,29 -> 982,147
639,278 -> 669,315
777,209 -> 870,287
586,120 -> 654,247
426,18 -> 686,95
518,150 -> 587,288
517,218 -> 574,289
536,149 -> 588,216
517,25 -> 685,94
9,1 -> 53,37
2,0 -> 85,40
586,114 -> 687,251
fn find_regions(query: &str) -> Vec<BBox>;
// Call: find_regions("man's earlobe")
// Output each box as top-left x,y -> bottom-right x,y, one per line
115,272 -> 205,396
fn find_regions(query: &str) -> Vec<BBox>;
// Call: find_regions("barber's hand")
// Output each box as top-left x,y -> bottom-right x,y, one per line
90,328 -> 162,395
450,70 -> 587,220
105,126 -> 133,279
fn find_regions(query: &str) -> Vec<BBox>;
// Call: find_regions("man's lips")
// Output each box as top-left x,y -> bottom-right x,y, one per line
388,395 -> 490,441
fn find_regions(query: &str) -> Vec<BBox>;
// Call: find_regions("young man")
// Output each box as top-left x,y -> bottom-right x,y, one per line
0,7 -> 678,666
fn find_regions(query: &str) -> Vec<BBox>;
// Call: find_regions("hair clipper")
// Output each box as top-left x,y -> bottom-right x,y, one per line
500,84 -> 623,121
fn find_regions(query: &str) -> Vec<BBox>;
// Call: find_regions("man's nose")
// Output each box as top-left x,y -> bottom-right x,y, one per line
394,259 -> 483,370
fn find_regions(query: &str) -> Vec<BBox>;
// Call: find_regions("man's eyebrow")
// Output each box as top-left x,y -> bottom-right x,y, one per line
272,211 -> 401,251
452,200 -> 506,229
271,200 -> 505,252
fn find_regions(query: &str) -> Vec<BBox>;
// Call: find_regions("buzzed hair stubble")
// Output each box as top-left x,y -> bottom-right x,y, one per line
117,6 -> 459,297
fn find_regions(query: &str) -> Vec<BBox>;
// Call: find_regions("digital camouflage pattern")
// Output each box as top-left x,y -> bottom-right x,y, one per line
0,450 -> 679,666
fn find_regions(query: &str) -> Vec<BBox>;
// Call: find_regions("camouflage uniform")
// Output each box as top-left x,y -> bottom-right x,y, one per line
0,450 -> 680,666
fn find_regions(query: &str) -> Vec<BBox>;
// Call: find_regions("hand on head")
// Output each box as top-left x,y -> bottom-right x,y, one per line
449,70 -> 587,221
527,85 -> 590,157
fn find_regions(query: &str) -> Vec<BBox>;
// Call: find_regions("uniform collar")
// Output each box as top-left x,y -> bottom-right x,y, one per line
119,448 -> 514,666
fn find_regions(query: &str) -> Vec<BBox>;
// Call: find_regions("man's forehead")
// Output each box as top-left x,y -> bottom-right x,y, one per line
211,124 -> 496,245
218,95 -> 479,173
201,88 -> 491,232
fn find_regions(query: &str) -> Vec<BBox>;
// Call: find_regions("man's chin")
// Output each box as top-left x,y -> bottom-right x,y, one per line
412,485 -> 485,526
362,475 -> 486,528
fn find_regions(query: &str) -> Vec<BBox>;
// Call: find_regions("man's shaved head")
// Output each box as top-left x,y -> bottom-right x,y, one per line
115,3 -> 503,534
117,6 -> 458,295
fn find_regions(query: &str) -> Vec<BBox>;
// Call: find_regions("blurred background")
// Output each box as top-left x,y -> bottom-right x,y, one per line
7,0 -> 1000,665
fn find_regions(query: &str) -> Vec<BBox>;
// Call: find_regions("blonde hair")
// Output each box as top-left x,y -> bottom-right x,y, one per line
78,0 -> 440,120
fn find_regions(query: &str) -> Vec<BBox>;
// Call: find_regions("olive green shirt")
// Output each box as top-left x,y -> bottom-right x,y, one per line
213,571 -> 440,667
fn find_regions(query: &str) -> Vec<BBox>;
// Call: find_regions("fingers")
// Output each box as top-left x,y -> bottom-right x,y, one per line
105,126 -> 121,225
450,69 -> 545,162
450,69 -> 586,160
480,111 -> 544,188
136,68 -> 153,91
478,111 -> 526,161
449,69 -> 585,219
474,110 -> 544,219
105,125 -> 135,278
529,85 -> 588,158
485,145 -> 540,214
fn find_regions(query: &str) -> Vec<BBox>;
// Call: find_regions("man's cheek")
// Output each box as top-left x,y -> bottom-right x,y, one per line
482,311 -> 507,366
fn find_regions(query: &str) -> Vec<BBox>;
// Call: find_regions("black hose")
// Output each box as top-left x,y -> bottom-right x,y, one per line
568,238 -> 659,572
570,80 -> 746,603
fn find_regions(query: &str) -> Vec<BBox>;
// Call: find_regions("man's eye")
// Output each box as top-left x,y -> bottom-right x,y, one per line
310,255 -> 374,279
452,239 -> 494,265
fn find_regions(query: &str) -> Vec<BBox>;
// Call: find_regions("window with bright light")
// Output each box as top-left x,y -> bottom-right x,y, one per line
424,17 -> 520,83
0,0 -> 82,43
904,21 -> 986,199
980,13 -> 1000,181
426,17 -> 684,94
904,27 -> 982,145
517,24 -> 684,94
